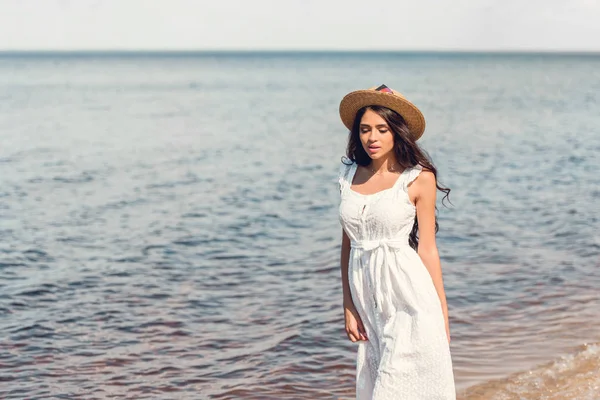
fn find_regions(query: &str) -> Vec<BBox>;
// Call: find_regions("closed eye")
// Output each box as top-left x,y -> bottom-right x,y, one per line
361,129 -> 388,133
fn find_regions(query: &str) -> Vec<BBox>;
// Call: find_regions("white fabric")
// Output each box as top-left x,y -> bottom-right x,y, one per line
338,159 -> 456,400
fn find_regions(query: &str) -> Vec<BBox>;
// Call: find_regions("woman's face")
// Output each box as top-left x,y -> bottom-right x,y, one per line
359,108 -> 395,161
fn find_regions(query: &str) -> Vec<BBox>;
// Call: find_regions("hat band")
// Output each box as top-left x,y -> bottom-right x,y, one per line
375,84 -> 393,94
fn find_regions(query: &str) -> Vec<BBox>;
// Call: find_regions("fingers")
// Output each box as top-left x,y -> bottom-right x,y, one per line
345,323 -> 362,342
344,305 -> 368,342
356,318 -> 368,341
347,330 -> 359,342
346,324 -> 368,342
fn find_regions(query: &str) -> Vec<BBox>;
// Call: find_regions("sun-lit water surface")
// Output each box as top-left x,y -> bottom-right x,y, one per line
0,52 -> 599,399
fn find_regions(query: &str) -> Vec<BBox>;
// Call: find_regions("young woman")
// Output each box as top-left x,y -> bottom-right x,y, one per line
337,84 -> 456,399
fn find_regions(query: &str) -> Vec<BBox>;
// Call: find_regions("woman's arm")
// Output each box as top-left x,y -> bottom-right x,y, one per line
340,229 -> 353,306
410,170 -> 451,343
341,229 -> 368,342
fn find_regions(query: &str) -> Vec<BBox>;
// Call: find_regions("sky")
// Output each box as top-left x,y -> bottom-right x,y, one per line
0,0 -> 599,51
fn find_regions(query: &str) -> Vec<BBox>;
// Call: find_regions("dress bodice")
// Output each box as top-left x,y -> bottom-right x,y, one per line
338,158 -> 423,244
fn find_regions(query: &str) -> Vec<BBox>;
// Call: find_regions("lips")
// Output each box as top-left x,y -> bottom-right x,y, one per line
368,146 -> 380,152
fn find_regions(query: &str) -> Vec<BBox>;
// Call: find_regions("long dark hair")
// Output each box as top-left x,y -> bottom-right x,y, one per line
341,105 -> 452,250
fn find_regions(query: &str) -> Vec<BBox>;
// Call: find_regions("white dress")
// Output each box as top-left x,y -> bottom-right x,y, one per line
338,159 -> 456,400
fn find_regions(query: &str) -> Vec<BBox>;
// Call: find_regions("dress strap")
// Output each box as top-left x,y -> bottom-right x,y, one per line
401,164 -> 424,190
337,158 -> 354,194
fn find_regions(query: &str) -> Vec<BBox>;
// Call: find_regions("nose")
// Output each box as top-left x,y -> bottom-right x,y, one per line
367,129 -> 380,143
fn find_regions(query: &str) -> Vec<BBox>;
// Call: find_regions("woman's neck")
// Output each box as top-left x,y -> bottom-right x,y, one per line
369,156 -> 400,174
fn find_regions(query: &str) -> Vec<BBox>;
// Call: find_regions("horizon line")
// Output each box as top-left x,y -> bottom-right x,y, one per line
0,49 -> 599,56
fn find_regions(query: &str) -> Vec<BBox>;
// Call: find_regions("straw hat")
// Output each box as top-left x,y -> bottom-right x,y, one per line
339,84 -> 426,140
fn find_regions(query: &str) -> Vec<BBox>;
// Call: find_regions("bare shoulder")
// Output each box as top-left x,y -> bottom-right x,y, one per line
412,168 -> 437,202
416,168 -> 436,186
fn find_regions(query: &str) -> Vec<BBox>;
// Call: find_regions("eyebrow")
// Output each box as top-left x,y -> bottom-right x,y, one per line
360,124 -> 388,128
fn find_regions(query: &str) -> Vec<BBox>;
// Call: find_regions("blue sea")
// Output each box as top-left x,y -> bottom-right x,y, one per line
0,51 -> 599,399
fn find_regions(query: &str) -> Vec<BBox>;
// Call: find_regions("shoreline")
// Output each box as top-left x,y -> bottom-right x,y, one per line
457,341 -> 600,399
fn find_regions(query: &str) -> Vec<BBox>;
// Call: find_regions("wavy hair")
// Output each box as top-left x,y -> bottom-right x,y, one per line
341,105 -> 452,250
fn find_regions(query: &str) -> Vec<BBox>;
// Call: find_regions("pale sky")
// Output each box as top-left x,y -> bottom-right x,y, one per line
1,0 -> 599,51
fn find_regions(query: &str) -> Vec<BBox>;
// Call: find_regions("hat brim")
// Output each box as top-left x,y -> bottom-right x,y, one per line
339,89 -> 426,140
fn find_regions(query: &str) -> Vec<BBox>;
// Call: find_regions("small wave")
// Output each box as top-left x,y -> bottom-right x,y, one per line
460,341 -> 600,400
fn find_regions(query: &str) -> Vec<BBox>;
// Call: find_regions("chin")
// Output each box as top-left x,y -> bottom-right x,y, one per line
368,153 -> 384,160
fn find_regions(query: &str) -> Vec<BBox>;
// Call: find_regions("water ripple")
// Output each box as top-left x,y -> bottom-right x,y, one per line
1,53 -> 599,399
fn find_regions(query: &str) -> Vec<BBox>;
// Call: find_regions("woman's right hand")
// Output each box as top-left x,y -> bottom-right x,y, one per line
344,302 -> 368,342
